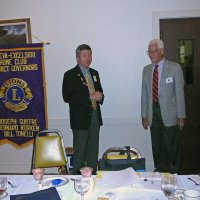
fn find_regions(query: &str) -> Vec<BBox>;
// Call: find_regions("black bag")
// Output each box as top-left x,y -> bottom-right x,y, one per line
99,146 -> 145,171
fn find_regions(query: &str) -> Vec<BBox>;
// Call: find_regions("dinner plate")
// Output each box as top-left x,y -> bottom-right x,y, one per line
41,176 -> 69,188
0,192 -> 8,199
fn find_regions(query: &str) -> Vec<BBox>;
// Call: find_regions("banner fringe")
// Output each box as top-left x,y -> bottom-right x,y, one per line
0,139 -> 34,149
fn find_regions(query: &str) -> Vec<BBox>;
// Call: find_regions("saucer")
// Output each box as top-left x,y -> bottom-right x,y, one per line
0,192 -> 8,199
41,176 -> 69,188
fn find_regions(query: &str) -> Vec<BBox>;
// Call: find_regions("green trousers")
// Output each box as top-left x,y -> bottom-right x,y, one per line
150,103 -> 180,173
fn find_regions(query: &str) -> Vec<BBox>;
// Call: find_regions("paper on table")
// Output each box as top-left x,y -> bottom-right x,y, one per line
95,167 -> 142,189
133,173 -> 184,192
138,172 -> 163,181
132,179 -> 163,192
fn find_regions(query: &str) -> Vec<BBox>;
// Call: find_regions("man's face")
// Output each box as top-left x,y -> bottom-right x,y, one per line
147,43 -> 164,64
76,49 -> 92,68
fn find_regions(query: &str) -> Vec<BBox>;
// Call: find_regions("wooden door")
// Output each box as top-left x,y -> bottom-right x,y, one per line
160,18 -> 200,174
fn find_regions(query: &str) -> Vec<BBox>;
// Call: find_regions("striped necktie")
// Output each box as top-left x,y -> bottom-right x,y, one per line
85,69 -> 97,110
152,65 -> 159,103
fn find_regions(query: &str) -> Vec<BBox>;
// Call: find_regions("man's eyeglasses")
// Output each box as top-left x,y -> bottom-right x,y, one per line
146,49 -> 160,55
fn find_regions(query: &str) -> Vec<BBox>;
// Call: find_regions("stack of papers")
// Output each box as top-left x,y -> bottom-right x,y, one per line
95,168 -> 166,192
95,167 -> 142,189
94,168 -> 166,200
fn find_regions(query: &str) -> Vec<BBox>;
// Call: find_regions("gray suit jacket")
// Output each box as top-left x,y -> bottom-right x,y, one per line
141,58 -> 186,127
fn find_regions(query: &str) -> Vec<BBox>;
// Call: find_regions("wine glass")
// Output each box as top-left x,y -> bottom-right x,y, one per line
74,177 -> 90,200
161,174 -> 177,200
0,177 -> 7,200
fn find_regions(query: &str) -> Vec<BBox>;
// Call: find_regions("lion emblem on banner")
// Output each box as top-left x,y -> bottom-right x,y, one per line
0,78 -> 33,112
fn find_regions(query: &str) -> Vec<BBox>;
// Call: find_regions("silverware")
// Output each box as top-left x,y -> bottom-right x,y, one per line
188,177 -> 200,185
8,181 -> 16,188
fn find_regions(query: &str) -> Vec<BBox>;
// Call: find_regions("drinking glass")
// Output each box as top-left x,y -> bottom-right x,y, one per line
32,168 -> 44,184
74,177 -> 90,200
0,177 -> 7,200
80,167 -> 93,178
161,174 -> 177,200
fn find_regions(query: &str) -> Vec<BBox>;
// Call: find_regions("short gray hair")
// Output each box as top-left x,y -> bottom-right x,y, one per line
148,39 -> 164,49
76,44 -> 92,56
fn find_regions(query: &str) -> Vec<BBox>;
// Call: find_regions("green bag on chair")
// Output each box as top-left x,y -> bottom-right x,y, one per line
99,146 -> 146,172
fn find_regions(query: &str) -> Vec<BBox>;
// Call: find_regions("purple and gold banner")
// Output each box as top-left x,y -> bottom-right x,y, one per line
0,43 -> 48,148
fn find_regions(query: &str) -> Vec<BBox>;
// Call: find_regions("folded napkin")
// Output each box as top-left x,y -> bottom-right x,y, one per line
10,187 -> 61,200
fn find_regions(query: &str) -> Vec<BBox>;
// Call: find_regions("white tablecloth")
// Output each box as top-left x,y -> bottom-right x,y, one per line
3,173 -> 200,200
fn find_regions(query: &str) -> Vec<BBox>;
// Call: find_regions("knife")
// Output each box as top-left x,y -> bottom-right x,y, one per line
8,181 -> 16,188
188,177 -> 200,185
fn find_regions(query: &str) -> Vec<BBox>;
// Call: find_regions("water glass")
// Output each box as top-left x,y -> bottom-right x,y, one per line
161,174 -> 177,200
74,177 -> 90,200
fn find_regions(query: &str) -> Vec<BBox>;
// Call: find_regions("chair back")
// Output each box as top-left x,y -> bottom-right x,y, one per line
32,129 -> 69,174
102,146 -> 141,160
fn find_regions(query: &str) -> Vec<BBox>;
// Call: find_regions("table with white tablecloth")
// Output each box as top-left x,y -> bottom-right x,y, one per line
3,173 -> 200,200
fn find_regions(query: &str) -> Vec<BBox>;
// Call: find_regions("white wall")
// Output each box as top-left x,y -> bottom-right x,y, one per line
0,0 -> 200,173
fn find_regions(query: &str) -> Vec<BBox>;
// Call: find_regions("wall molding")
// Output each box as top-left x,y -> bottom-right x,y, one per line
49,117 -> 141,126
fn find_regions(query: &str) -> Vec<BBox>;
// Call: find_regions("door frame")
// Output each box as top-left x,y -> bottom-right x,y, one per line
152,9 -> 200,38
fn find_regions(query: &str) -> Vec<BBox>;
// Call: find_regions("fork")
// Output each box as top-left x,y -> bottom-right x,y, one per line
8,181 -> 16,188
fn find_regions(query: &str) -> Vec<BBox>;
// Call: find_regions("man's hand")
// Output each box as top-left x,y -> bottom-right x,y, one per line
142,117 -> 149,130
177,118 -> 185,130
90,91 -> 103,102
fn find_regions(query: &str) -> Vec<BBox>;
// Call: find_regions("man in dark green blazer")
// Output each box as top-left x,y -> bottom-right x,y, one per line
62,44 -> 104,175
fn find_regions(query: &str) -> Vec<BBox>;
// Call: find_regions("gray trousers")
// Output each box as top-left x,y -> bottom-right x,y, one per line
72,110 -> 100,175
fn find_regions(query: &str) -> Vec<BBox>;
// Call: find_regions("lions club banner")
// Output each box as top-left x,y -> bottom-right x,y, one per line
0,43 -> 48,148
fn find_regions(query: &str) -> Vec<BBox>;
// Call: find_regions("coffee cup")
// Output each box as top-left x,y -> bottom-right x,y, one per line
176,189 -> 200,200
80,167 -> 93,178
32,168 -> 44,181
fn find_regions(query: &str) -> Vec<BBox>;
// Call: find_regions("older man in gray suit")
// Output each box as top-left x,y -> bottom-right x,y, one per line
141,39 -> 186,173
